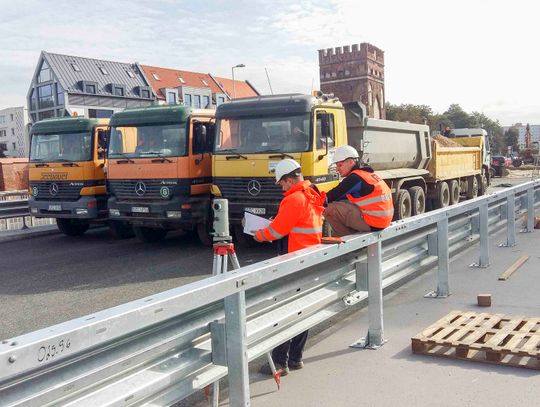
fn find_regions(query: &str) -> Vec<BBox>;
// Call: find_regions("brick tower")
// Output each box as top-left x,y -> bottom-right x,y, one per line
318,43 -> 385,119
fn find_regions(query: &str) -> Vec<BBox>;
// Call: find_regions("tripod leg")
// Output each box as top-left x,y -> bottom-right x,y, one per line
230,252 -> 241,270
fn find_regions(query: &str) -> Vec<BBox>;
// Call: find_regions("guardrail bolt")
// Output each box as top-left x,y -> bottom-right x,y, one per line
8,356 -> 16,363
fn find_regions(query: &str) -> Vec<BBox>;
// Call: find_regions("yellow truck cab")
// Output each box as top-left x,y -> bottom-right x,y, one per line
212,93 -> 345,240
28,117 -> 109,236
106,105 -> 215,244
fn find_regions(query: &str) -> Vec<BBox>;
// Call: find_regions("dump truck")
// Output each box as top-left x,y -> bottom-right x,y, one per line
106,105 -> 215,244
211,93 -> 484,242
28,117 -> 131,236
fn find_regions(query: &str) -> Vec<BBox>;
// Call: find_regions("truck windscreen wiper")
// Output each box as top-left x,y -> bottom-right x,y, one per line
146,151 -> 173,163
225,153 -> 248,160
111,153 -> 135,163
62,162 -> 80,167
31,160 -> 49,167
262,150 -> 295,159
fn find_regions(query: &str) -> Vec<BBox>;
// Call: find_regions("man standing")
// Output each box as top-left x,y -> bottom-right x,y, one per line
324,145 -> 393,236
254,159 -> 325,375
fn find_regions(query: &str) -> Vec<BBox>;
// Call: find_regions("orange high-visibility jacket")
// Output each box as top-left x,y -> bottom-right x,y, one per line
255,180 -> 325,253
345,169 -> 394,229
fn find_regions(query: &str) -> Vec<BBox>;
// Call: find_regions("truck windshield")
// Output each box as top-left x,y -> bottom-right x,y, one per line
30,131 -> 92,162
215,114 -> 311,154
108,123 -> 187,158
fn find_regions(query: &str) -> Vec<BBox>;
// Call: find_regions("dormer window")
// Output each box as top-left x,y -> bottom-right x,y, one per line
81,81 -> 98,94
201,79 -> 209,86
111,84 -> 127,97
71,63 -> 80,72
126,70 -> 135,78
178,76 -> 185,84
98,66 -> 109,75
152,73 -> 160,80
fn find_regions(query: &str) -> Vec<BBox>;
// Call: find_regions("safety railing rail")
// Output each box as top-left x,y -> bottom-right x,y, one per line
0,192 -> 29,222
0,181 -> 538,407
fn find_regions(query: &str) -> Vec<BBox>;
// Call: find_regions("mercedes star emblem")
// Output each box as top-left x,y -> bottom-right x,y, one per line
49,183 -> 59,196
135,182 -> 147,197
247,180 -> 262,197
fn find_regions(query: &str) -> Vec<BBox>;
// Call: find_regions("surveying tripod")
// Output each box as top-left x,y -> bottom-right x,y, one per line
207,200 -> 281,406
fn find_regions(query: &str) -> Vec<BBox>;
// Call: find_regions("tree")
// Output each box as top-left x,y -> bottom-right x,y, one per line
443,104 -> 476,128
504,127 -> 519,154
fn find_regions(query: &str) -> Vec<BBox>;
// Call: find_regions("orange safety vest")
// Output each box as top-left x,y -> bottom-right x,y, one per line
346,169 -> 394,229
255,180 -> 324,253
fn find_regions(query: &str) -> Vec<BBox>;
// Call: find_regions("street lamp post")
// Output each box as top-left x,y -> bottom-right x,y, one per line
231,64 -> 245,99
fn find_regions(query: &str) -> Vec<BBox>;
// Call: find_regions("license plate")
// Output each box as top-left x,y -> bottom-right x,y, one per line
48,204 -> 61,211
132,206 -> 150,213
245,207 -> 265,215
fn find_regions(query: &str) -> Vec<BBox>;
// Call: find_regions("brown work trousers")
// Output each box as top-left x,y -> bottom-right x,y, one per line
324,201 -> 372,237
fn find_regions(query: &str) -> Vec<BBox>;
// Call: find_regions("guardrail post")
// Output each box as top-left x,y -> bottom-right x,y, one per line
425,217 -> 449,298
224,290 -> 250,406
521,188 -> 535,233
470,203 -> 490,268
350,239 -> 385,349
499,195 -> 516,247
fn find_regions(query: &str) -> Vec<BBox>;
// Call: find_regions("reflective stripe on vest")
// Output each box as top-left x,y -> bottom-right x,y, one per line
267,225 -> 284,239
355,193 -> 392,207
361,209 -> 395,217
290,226 -> 323,234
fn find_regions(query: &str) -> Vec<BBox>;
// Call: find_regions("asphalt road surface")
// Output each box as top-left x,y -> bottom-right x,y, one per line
0,175 -> 533,340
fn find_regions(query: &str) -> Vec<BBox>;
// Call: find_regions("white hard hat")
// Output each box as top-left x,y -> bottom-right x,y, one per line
275,159 -> 301,183
332,145 -> 359,164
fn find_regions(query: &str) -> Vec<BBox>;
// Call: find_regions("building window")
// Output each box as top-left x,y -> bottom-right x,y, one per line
345,70 -> 350,76
10,114 -> 14,121
11,128 -> 15,136
167,92 -> 177,105
178,76 -> 185,83
217,96 -> 225,105
85,84 -> 96,94
88,109 -> 114,119
331,72 -> 337,78
38,61 -> 52,83
184,94 -> 192,106
0,116 -> 4,124
56,83 -> 65,105
194,95 -> 201,108
113,86 -> 125,96
38,84 -> 54,109
38,110 -> 55,120
71,63 -> 80,72
98,66 -> 109,75
126,70 -> 135,78
12,142 -> 16,150
141,89 -> 150,98
0,130 -> 6,137
152,73 -> 160,80
203,95 -> 210,108
325,73 -> 330,79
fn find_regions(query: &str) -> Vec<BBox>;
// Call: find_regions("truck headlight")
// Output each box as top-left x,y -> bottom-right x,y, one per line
31,207 -> 38,214
166,211 -> 182,218
109,209 -> 120,216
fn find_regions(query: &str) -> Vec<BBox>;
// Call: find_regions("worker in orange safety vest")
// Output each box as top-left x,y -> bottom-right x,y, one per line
254,158 -> 325,376
324,145 -> 394,236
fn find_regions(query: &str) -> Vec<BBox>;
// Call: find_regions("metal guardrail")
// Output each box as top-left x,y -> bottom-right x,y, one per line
0,181 -> 539,406
0,192 -> 29,224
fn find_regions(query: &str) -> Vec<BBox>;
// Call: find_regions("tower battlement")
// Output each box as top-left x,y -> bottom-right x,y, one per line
318,43 -> 384,65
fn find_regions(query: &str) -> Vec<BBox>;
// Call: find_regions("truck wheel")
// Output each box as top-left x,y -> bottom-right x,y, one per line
466,176 -> 478,199
197,222 -> 214,247
408,186 -> 425,216
109,220 -> 134,239
393,189 -> 412,220
133,226 -> 168,243
233,224 -> 257,248
434,181 -> 450,209
56,218 -> 89,236
512,158 -> 522,168
449,180 -> 460,205
478,173 -> 488,196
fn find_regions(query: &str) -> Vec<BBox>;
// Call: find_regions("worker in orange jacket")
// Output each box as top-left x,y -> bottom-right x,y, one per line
254,158 -> 325,376
325,145 -> 393,236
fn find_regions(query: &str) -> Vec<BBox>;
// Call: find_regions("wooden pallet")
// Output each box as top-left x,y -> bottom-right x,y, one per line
411,310 -> 540,370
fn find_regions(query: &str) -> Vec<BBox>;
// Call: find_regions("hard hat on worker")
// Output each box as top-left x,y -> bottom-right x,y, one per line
332,145 -> 359,165
275,159 -> 301,184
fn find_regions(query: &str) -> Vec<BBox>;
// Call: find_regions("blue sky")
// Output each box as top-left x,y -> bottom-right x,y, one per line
1,0 -> 539,125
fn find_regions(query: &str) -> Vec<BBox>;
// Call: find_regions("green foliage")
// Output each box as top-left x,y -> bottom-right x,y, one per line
504,127 -> 519,153
385,102 -> 506,154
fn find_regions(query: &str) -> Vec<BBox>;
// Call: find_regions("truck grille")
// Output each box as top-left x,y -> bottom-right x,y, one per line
30,181 -> 81,201
108,180 -> 178,201
214,177 -> 282,201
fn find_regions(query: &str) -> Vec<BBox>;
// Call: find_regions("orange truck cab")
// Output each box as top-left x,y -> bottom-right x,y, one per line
106,105 -> 215,244
28,117 -> 110,236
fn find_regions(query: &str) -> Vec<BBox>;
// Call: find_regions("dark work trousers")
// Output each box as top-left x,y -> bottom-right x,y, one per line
272,236 -> 309,365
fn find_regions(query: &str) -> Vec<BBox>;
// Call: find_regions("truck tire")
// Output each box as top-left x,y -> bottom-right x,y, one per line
478,173 -> 488,196
512,158 -> 522,168
394,189 -> 412,220
56,218 -> 89,236
466,176 -> 478,199
408,186 -> 425,216
109,220 -> 134,239
434,181 -> 450,209
449,180 -> 460,205
133,226 -> 168,243
197,222 -> 214,247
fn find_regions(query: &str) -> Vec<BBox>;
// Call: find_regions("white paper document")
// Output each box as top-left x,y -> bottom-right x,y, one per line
243,212 -> 272,236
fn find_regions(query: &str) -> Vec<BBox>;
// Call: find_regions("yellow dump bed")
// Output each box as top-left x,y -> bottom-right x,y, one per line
427,136 -> 483,181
